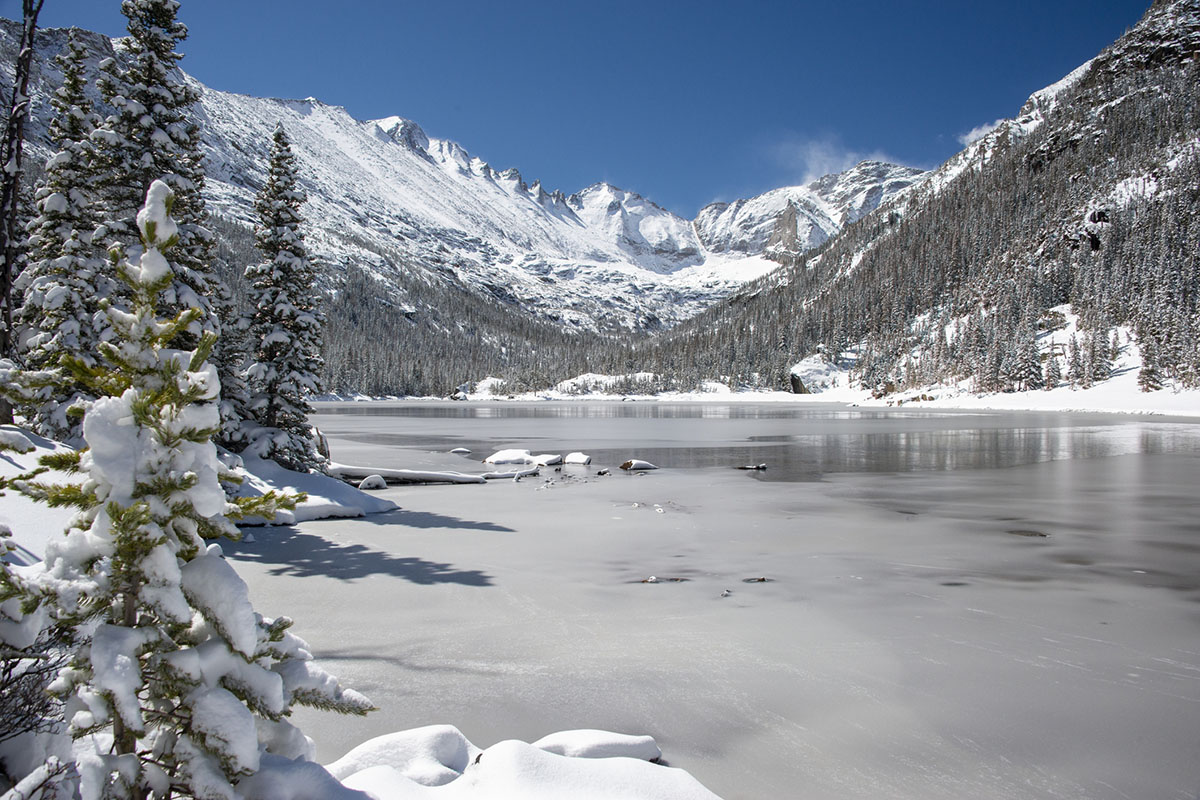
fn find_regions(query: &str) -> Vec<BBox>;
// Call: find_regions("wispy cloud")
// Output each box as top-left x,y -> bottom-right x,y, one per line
958,119 -> 1007,147
766,134 -> 897,185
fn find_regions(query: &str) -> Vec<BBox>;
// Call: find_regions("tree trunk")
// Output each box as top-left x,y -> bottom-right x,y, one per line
0,0 -> 46,426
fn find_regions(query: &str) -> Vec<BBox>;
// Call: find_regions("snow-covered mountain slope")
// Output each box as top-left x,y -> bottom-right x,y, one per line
652,0 -> 1200,399
2,19 -> 924,333
693,161 -> 925,261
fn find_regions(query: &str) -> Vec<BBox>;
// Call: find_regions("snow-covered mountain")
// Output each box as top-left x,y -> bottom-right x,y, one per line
693,161 -> 925,261
2,19 -> 925,333
651,0 -> 1200,400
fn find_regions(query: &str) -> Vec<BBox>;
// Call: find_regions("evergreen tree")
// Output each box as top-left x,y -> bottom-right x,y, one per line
243,126 -> 325,472
1088,330 -> 1111,384
90,0 -> 250,447
90,0 -> 219,337
14,32 -> 104,443
10,182 -> 371,800
1067,334 -> 1084,388
211,279 -> 253,452
1010,327 -> 1043,391
1044,351 -> 1062,390
1138,335 -> 1164,392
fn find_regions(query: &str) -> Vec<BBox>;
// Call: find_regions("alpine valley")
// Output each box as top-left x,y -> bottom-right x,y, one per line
2,0 -> 1198,400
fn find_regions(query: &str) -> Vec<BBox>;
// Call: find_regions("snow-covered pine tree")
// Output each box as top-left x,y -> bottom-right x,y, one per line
10,182 -> 371,800
14,32 -> 104,444
1087,330 -> 1111,384
1009,326 -> 1043,391
1067,334 -> 1084,388
243,125 -> 326,472
1044,351 -> 1062,390
90,0 -> 250,450
211,278 -> 253,453
1138,335 -> 1164,392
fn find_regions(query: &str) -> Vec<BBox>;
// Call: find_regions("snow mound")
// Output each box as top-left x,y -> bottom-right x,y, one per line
324,727 -> 718,800
240,754 -> 369,800
234,454 -> 398,523
0,428 -> 35,453
564,452 -> 591,465
532,729 -> 662,762
326,725 -> 480,786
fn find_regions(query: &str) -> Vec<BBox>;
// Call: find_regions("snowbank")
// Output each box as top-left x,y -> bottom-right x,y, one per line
234,454 -> 398,523
0,427 -> 399,562
319,726 -> 717,800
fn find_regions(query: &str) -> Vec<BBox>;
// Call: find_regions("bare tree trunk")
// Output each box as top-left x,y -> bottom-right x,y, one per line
0,0 -> 46,424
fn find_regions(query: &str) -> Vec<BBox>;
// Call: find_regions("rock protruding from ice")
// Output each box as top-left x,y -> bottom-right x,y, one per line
620,459 -> 658,471
484,449 -> 536,465
357,475 -> 387,490
483,450 -> 563,466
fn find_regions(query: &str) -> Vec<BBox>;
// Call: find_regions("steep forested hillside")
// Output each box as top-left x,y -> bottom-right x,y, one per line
632,0 -> 1200,396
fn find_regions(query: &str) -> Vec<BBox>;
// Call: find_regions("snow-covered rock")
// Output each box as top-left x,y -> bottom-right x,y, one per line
564,452 -> 591,465
357,475 -> 388,490
483,449 -> 536,465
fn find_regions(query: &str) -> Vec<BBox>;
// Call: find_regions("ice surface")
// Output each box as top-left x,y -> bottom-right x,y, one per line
224,403 -> 1200,799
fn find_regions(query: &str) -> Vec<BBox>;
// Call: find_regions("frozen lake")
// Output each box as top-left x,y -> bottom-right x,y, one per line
228,402 -> 1200,799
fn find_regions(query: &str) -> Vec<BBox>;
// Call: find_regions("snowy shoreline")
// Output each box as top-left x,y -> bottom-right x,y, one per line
315,384 -> 1200,419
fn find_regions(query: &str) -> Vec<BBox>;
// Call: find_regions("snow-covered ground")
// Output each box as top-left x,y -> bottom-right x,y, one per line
0,426 -> 722,798
450,306 -> 1200,418
454,367 -> 1199,418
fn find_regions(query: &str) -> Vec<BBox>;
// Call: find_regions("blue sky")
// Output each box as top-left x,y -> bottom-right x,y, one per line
19,0 -> 1150,218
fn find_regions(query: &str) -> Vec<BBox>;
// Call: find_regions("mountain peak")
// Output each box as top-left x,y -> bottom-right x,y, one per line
372,115 -> 430,152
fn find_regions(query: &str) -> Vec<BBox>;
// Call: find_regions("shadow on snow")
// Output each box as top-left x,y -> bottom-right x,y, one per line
226,527 -> 495,586
361,508 -> 516,533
